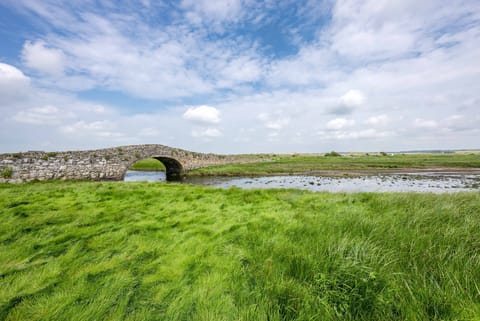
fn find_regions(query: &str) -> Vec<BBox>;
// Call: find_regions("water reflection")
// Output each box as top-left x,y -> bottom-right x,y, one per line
124,170 -> 480,193
124,170 -> 166,182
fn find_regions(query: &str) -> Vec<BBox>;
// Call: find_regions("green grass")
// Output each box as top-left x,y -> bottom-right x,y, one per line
0,182 -> 479,320
129,158 -> 166,171
190,153 -> 480,176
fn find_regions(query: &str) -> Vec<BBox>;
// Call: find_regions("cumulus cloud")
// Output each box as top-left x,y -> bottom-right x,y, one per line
340,90 -> 366,107
327,90 -> 366,115
0,63 -> 31,104
22,41 -> 66,76
326,118 -> 355,130
183,105 -> 221,124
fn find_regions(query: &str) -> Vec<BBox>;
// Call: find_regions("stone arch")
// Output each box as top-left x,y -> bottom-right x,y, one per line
152,156 -> 184,181
125,155 -> 184,181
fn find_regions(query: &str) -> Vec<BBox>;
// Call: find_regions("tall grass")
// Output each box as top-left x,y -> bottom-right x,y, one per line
0,182 -> 479,320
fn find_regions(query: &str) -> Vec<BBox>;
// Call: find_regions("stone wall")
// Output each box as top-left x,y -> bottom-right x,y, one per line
0,144 -> 246,183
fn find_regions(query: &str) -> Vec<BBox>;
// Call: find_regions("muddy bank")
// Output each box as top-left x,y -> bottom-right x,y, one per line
186,167 -> 480,178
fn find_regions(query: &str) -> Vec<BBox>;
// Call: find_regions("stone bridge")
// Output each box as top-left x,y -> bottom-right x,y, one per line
0,144 -> 246,183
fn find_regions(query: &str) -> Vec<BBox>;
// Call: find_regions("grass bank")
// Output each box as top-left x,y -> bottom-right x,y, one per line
189,153 -> 480,176
0,182 -> 479,320
129,158 -> 165,171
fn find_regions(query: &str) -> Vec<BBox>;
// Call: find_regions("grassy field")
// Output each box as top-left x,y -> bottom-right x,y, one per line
189,153 -> 480,176
129,158 -> 165,171
1,181 -> 479,320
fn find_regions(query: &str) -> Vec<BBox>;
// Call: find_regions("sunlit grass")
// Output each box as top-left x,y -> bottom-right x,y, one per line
0,181 -> 479,320
129,158 -> 165,171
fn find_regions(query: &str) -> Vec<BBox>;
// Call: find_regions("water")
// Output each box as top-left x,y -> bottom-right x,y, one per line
124,170 -> 480,193
124,170 -> 166,181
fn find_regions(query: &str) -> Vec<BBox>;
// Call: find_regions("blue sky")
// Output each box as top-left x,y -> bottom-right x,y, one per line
0,0 -> 479,153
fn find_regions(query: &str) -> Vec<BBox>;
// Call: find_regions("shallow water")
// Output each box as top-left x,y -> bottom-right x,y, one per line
124,170 -> 480,193
124,170 -> 166,181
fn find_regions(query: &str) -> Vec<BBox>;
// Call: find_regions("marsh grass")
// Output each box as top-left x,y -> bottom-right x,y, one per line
190,153 -> 480,176
0,182 -> 479,320
129,158 -> 166,171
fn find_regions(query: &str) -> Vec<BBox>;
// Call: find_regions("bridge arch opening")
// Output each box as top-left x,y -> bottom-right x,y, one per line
153,156 -> 184,181
127,156 -> 184,181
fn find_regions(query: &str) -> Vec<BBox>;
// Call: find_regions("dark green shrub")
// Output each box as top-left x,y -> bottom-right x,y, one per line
47,152 -> 57,157
135,152 -> 141,159
325,151 -> 341,157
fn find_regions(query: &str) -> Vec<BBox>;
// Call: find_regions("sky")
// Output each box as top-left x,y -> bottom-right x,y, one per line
0,0 -> 479,154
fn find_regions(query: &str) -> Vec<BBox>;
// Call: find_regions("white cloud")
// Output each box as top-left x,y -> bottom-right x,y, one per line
14,8 -> 264,99
317,128 -> 391,140
191,127 -> 223,138
217,56 -> 262,87
22,41 -> 66,76
138,128 -> 160,137
1,1 -> 479,153
439,114 -> 480,133
183,105 -> 221,124
13,105 -> 74,125
335,129 -> 389,140
340,89 -> 366,107
257,112 -> 291,130
414,118 -> 438,129
61,120 -> 124,138
266,46 -> 338,88
326,118 -> 355,130
181,0 -> 243,25
0,63 -> 31,104
366,115 -> 390,126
